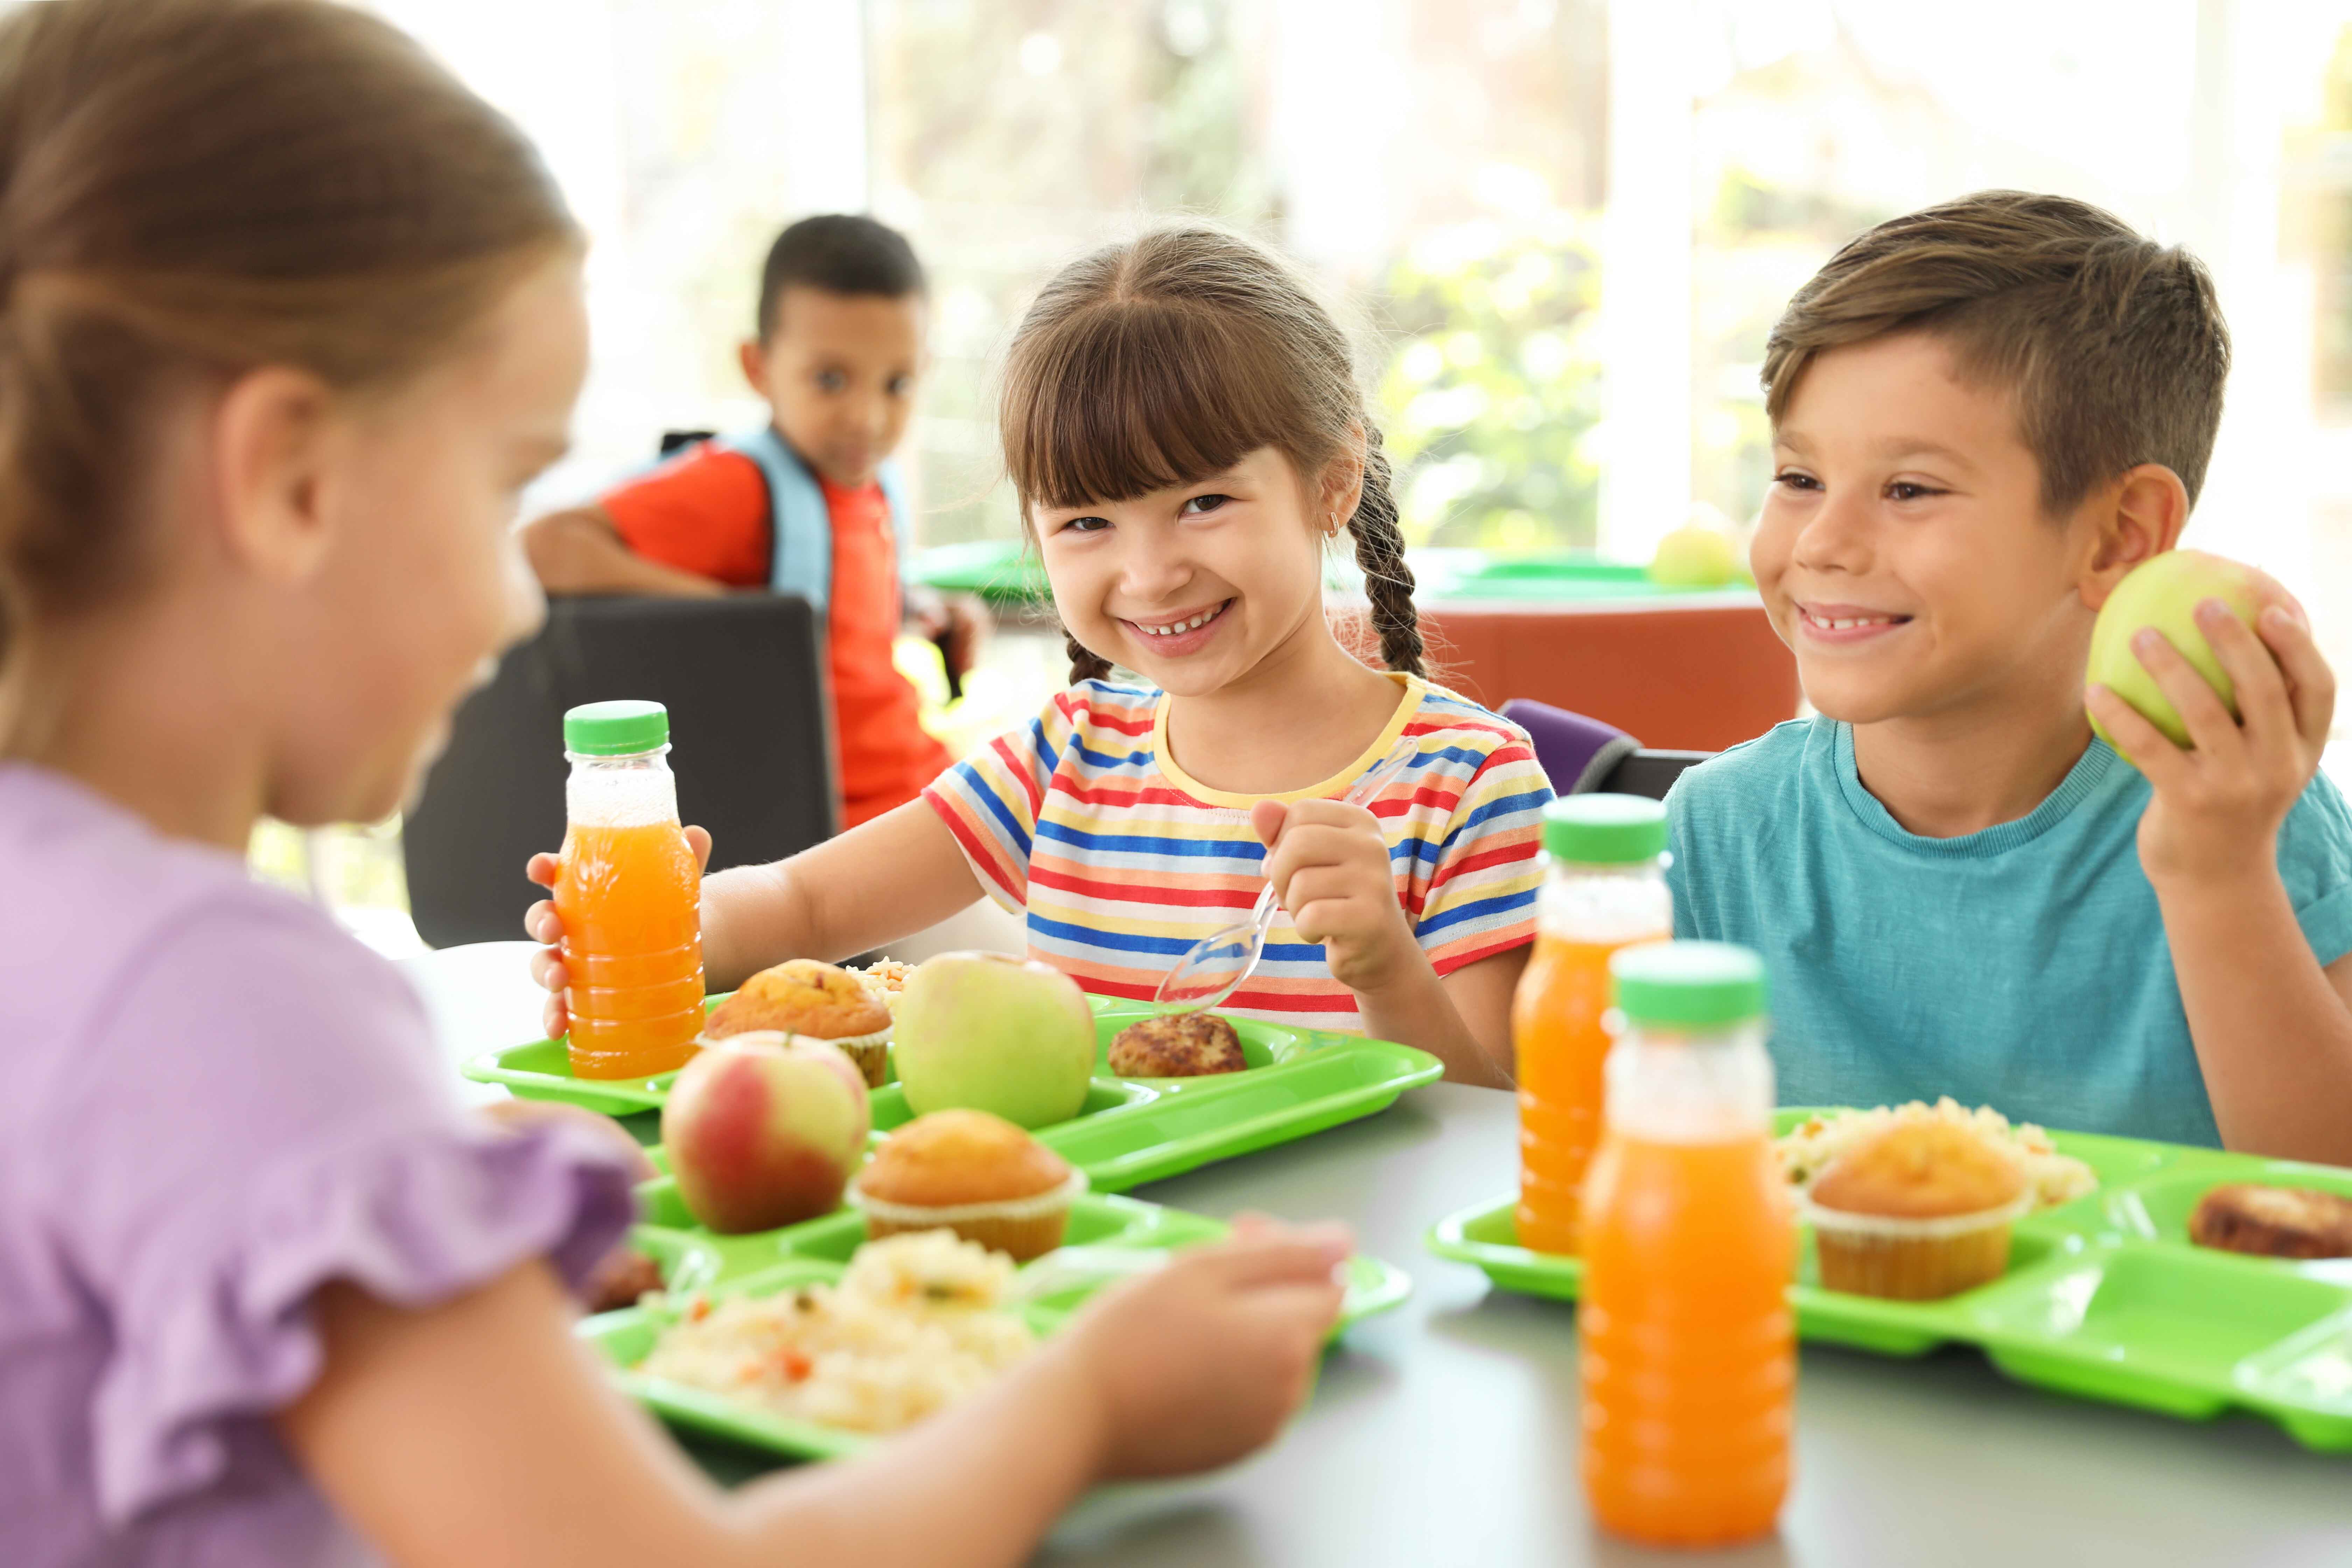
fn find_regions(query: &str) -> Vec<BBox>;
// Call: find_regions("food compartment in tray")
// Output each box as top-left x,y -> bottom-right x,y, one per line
584,1195 -> 1416,1463
628,1187 -> 1242,1292
1035,1043 -> 1436,1190
2012,1128 -> 2197,1235
2233,1310 -> 2352,1449
1089,1002 -> 1314,1080
2103,1162 -> 2352,1264
1970,1244 -> 2352,1418
584,1255 -> 967,1463
475,1035 -> 687,1113
672,1191 -> 1214,1268
867,1075 -> 1157,1134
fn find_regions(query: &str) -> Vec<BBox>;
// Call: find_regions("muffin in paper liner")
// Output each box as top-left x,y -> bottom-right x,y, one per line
1801,1191 -> 2034,1301
798,1026 -> 891,1089
705,960 -> 893,1088
848,1167 -> 1090,1262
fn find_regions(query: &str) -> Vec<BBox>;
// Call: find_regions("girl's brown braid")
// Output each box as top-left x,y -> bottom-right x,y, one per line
1065,628 -> 1113,685
1346,429 -> 1424,678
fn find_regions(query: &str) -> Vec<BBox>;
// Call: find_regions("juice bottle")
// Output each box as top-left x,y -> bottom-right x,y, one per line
555,700 -> 705,1080
1580,940 -> 1793,1548
1513,794 -> 1671,1255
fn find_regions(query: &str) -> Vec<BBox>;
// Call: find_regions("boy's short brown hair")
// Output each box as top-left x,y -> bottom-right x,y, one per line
1762,190 -> 2230,511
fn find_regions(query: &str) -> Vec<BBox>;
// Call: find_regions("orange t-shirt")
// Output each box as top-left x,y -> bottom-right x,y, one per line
601,444 -> 951,827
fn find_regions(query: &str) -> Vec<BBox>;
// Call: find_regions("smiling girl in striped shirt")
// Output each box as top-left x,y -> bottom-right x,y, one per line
530,227 -> 1554,1085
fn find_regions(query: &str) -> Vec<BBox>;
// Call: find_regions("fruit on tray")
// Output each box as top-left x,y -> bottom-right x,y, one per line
1108,1012 -> 1247,1077
891,952 -> 1095,1129
850,1108 -> 1084,1262
2188,1183 -> 2352,1260
2086,548 -> 2267,752
705,958 -> 894,1088
1648,519 -> 1743,589
663,1032 -> 873,1234
1802,1120 -> 2030,1301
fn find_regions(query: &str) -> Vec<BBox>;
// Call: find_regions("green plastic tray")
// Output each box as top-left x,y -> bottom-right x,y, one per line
1426,1110 -> 2352,1452
581,1191 -> 1412,1461
908,539 -> 1053,608
463,993 -> 1442,1192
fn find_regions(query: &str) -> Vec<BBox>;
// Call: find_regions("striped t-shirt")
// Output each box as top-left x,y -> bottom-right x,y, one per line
923,675 -> 1552,1032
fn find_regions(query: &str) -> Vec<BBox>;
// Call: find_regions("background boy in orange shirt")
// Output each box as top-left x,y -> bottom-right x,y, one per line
524,214 -> 974,827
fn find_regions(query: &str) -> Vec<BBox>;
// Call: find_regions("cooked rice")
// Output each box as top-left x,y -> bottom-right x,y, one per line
636,1231 -> 1036,1434
1776,1098 -> 2098,1211
853,960 -> 914,1010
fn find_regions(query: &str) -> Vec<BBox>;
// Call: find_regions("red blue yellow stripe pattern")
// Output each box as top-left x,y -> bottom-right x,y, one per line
923,675 -> 1552,1032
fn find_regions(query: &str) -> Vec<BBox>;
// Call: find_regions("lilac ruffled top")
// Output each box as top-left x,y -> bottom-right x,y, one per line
0,764 -> 639,1564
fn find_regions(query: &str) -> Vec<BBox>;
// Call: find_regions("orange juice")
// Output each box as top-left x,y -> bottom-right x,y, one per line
1514,796 -> 1670,1255
1579,941 -> 1792,1549
556,700 -> 705,1080
557,819 -> 704,1078
1581,1131 -> 1793,1545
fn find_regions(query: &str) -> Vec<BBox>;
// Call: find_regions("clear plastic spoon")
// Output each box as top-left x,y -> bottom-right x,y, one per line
1152,743 -> 1416,1014
1006,1245 -> 1171,1307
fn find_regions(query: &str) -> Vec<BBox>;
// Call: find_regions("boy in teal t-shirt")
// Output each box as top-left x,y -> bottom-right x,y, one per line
1668,191 -> 2352,1158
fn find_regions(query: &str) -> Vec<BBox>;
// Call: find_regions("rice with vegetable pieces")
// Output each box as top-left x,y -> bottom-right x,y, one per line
1776,1098 -> 2096,1210
637,1231 -> 1035,1433
853,959 -> 913,1011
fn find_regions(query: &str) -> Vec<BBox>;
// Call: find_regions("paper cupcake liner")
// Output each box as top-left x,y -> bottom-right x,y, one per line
793,1024 -> 892,1054
848,1167 -> 1090,1228
1798,1191 -> 2034,1240
1803,1191 -> 2032,1301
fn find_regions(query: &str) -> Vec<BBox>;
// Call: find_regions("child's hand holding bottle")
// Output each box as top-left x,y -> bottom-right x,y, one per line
524,826 -> 712,1041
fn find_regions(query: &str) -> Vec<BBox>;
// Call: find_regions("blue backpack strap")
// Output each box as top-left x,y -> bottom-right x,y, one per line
720,425 -> 831,614
876,458 -> 915,590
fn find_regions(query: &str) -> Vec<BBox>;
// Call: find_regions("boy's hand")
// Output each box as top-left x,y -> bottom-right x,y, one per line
523,827 -> 712,1040
1249,798 -> 1417,994
2087,585 -> 2334,889
1063,1216 -> 1350,1479
908,588 -> 989,681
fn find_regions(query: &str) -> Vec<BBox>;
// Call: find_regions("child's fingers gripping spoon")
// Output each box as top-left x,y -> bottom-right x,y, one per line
1153,742 -> 1415,1014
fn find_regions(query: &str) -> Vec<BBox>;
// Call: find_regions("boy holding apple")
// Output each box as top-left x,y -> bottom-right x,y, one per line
1670,190 -> 2352,1162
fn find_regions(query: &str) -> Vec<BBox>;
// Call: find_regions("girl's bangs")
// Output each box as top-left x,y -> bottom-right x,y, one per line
1005,304 -> 1295,511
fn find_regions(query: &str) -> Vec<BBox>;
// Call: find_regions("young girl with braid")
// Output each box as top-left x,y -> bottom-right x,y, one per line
529,227 -> 1553,1085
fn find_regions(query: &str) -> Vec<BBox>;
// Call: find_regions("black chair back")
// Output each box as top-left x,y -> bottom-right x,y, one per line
1596,748 -> 1710,802
402,595 -> 836,948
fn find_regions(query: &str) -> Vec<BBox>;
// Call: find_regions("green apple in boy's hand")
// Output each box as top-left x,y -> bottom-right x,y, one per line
2087,549 -> 2266,754
892,951 -> 1096,1128
1648,523 -> 1743,589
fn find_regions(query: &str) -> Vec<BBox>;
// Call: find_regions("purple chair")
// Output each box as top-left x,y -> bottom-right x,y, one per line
1501,698 -> 1642,796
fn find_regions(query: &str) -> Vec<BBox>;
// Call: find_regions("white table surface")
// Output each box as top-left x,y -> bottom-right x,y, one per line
400,944 -> 2352,1568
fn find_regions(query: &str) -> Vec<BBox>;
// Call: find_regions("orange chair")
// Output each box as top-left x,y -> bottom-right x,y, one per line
1417,600 -> 1798,752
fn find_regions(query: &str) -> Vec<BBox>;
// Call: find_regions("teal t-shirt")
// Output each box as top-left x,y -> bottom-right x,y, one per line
1666,717 -> 2352,1146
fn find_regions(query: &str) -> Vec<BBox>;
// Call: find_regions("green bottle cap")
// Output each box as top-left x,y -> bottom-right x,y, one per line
563,699 -> 670,757
1540,793 -> 1668,864
1610,940 -> 1767,1028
